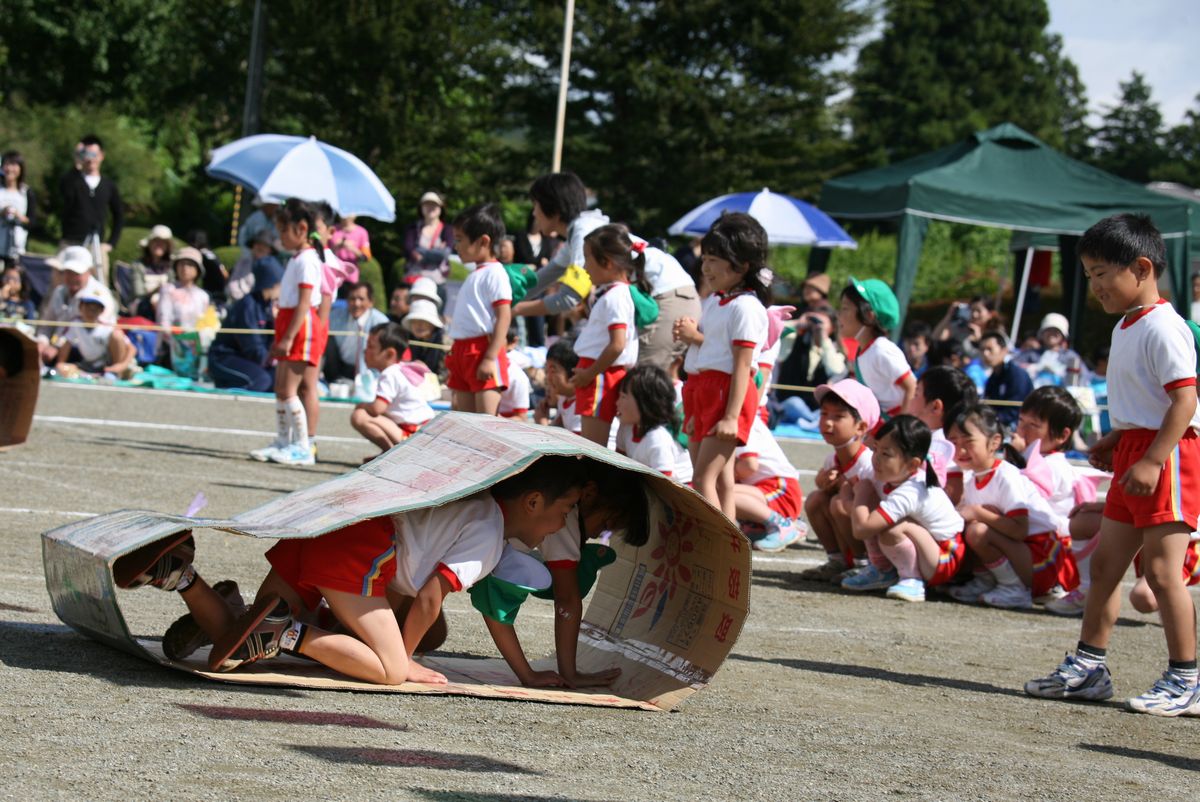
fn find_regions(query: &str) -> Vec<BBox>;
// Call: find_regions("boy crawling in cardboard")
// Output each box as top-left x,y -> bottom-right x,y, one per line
117,456 -> 646,688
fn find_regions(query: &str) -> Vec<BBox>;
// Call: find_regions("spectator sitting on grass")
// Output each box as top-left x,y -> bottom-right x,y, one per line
325,281 -> 389,386
207,257 -> 283,393
38,246 -> 117,365
979,331 -> 1032,427
226,230 -> 283,303
55,291 -> 136,379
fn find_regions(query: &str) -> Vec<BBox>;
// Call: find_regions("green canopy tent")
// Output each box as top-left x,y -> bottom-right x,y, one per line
818,123 -> 1197,337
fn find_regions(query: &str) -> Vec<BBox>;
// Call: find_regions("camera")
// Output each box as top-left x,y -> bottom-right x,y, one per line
952,303 -> 970,325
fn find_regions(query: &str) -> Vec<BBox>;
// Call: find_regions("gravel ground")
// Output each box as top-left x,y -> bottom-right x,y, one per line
0,381 -> 1197,801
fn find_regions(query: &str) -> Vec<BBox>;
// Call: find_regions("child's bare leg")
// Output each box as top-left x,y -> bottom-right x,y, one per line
695,437 -> 737,519
476,388 -> 501,416
829,492 -> 863,559
452,390 -> 476,413
299,588 -> 443,685
372,417 -> 407,449
733,485 -> 773,524
879,522 -> 941,580
804,490 -> 838,554
580,416 -> 611,446
301,363 -> 320,437
390,590 -> 449,653
1139,524 -> 1197,662
716,454 -> 738,521
350,409 -> 393,450
983,531 -> 1034,586
178,576 -> 240,641
1079,517 -> 1143,650
1129,576 -> 1157,613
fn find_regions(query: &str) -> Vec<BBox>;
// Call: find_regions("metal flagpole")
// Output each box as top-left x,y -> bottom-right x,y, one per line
551,0 -> 576,172
232,0 -> 267,244
1009,247 -> 1035,346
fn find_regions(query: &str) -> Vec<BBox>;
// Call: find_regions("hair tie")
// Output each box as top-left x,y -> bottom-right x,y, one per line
758,267 -> 774,286
631,241 -> 646,256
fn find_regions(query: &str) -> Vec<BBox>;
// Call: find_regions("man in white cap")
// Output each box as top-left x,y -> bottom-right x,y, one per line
37,245 -> 117,365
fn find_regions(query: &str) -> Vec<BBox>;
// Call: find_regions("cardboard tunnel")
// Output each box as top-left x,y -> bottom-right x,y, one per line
0,327 -> 39,447
42,413 -> 751,711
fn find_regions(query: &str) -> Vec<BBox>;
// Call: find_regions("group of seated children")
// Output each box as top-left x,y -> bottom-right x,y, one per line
119,455 -> 647,691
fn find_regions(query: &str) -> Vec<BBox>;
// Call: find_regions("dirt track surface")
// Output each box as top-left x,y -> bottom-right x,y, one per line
1,382 -> 1197,801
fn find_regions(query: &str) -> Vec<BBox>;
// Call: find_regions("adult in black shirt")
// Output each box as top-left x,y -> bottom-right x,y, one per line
58,134 -> 123,286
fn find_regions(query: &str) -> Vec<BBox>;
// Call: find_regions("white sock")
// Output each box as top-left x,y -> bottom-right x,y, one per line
987,557 -> 1021,587
284,396 -> 309,449
274,399 -> 289,447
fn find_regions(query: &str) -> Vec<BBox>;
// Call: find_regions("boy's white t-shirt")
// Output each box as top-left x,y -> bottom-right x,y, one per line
1106,300 -> 1200,430
375,363 -> 435,425
279,249 -> 324,310
737,416 -> 800,484
449,261 -> 512,340
962,459 -> 1061,536
499,366 -> 532,416
556,395 -> 582,433
65,323 -> 114,364
388,492 -> 505,596
821,443 -> 874,483
616,422 -> 693,482
865,469 -> 964,541
855,336 -> 912,416
574,281 -> 638,365
693,292 -> 768,373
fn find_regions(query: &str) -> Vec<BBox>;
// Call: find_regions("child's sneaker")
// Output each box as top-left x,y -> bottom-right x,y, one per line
1044,588 -> 1087,617
886,578 -> 926,602
980,582 -> 1033,609
268,443 -> 316,466
250,441 -> 286,462
841,564 -> 898,592
831,565 -> 864,586
796,558 -> 847,582
1033,585 -> 1067,605
948,573 -> 996,603
161,580 -> 246,661
114,534 -> 195,590
1126,670 -> 1200,717
753,520 -> 804,552
1025,652 -> 1113,700
209,595 -> 292,672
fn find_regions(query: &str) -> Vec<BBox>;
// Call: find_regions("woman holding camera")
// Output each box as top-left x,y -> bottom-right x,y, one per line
774,306 -> 847,424
931,294 -> 1005,355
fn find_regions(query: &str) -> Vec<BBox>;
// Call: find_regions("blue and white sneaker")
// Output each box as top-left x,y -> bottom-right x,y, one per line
250,440 -> 287,462
752,520 -> 805,552
886,578 -> 926,602
1024,653 -> 1113,701
1126,670 -> 1200,717
841,564 -> 898,592
268,443 -> 316,466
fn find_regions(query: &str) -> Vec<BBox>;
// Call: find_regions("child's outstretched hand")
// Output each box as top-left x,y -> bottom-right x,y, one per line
476,356 -> 497,381
407,661 -> 448,684
270,337 -> 293,359
521,669 -> 568,688
1120,457 -> 1161,497
673,316 -> 699,345
564,667 -> 621,688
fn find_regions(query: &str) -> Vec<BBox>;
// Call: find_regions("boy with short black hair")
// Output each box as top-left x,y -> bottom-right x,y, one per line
350,322 -> 435,455
122,454 -> 590,687
901,319 -> 932,377
1027,213 -> 1200,716
535,338 -> 583,433
979,331 -> 1033,428
907,365 -> 978,503
446,203 -> 510,415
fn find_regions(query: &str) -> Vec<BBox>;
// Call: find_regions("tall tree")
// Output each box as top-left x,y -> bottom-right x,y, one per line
1090,71 -> 1165,183
848,0 -> 1084,165
512,0 -> 871,231
1159,94 -> 1200,188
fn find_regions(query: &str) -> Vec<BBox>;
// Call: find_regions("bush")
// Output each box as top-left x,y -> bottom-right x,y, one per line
358,258 -> 387,312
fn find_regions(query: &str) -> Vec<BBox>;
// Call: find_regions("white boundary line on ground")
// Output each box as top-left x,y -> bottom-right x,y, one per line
44,380 -> 353,409
33,414 -> 362,444
0,506 -> 96,518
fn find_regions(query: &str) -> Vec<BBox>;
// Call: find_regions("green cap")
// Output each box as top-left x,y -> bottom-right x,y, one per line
848,276 -> 900,332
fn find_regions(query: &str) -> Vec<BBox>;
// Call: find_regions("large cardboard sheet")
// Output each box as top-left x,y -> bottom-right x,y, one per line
42,413 -> 750,711
0,328 -> 39,447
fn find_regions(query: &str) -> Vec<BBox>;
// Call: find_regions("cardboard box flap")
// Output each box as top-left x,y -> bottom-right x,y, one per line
0,327 -> 40,447
43,413 -> 750,711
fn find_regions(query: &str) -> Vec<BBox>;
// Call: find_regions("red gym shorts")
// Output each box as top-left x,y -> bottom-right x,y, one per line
265,516 -> 397,611
1029,531 -> 1080,597
446,335 -> 509,393
928,533 -> 966,586
574,357 -> 626,422
683,370 -> 759,446
274,307 -> 328,367
755,476 -> 804,519
1103,428 -> 1200,529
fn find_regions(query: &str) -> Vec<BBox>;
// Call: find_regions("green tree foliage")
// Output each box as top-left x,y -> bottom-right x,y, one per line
512,0 -> 872,231
848,0 -> 1085,165
1156,94 -> 1200,188
1091,71 -> 1165,183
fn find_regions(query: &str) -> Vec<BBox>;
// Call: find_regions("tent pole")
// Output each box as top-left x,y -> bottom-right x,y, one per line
1009,248 -> 1034,346
551,0 -> 576,172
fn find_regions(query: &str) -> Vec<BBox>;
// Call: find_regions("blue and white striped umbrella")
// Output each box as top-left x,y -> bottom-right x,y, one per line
668,188 -> 856,248
207,134 -> 397,222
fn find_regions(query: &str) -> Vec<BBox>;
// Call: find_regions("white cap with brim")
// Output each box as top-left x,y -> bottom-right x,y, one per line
403,299 -> 443,330
409,276 -> 442,307
138,224 -> 173,248
77,293 -> 106,306
1038,312 -> 1070,338
57,245 -> 94,274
